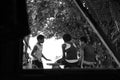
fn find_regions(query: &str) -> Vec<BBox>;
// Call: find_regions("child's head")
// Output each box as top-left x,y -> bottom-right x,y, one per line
80,36 -> 88,44
37,35 -> 45,43
63,34 -> 72,42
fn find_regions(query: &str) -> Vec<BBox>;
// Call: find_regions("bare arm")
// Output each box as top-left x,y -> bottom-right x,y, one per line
79,47 -> 84,68
42,54 -> 51,61
62,44 -> 66,60
31,46 -> 38,59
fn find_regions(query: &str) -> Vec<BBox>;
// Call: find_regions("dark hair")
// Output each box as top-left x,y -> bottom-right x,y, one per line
89,36 -> 94,44
63,34 -> 72,42
80,36 -> 88,43
37,35 -> 45,41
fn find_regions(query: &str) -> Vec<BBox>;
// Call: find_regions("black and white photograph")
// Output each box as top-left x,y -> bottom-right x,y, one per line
1,0 -> 120,79
22,0 -> 120,70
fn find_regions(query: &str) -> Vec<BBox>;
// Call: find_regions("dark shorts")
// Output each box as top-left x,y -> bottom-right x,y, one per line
32,60 -> 43,69
83,61 -> 97,68
57,59 -> 80,68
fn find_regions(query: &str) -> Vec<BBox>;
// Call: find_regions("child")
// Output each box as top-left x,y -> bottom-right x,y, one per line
23,35 -> 32,69
61,34 -> 79,69
80,36 -> 96,68
31,35 -> 51,69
